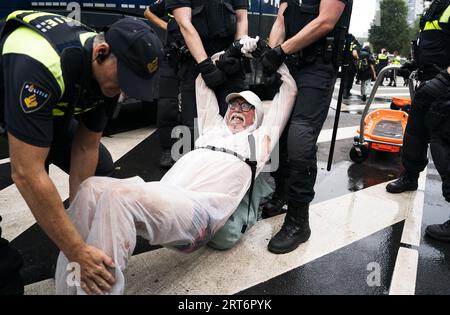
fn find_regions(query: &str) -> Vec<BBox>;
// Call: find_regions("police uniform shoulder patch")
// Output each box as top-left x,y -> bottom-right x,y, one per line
20,82 -> 52,113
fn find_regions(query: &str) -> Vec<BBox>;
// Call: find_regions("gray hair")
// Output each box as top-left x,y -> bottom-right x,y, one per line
93,32 -> 116,61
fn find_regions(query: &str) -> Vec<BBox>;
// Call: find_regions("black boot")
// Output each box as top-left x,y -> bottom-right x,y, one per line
160,149 -> 175,169
261,192 -> 287,218
268,203 -> 311,254
0,216 -> 24,295
386,172 -> 419,193
425,220 -> 450,242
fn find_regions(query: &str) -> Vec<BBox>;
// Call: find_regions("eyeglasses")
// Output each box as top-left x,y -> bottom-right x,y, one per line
228,100 -> 255,112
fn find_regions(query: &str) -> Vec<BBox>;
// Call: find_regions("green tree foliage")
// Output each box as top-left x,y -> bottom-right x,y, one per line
410,16 -> 421,43
368,0 -> 411,56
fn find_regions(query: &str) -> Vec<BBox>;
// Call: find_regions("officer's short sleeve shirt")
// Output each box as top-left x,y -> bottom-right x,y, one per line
3,53 -> 110,148
166,0 -> 248,12
149,0 -> 168,20
3,53 -> 59,147
281,0 -> 348,4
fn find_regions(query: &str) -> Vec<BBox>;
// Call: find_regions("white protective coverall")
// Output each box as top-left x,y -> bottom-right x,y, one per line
55,63 -> 297,294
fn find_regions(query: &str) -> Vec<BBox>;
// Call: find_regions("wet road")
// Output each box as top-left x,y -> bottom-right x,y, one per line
1,79 -> 449,295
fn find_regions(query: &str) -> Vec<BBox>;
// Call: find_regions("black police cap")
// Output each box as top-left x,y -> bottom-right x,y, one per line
105,18 -> 164,102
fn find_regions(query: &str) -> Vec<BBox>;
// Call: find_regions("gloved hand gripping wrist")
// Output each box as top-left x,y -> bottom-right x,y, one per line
261,45 -> 287,74
196,57 -> 227,88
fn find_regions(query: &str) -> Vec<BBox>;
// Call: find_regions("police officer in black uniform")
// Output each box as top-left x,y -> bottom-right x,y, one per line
386,0 -> 450,242
145,0 -> 181,168
0,12 -> 163,294
165,0 -> 249,147
259,0 -> 353,254
343,34 -> 360,99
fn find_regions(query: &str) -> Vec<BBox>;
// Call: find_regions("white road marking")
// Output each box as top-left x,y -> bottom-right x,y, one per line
388,168 -> 427,295
389,247 -> 419,295
330,97 -> 391,112
317,126 -> 357,144
401,168 -> 427,247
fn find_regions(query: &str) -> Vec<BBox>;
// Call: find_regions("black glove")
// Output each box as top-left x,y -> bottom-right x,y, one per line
413,69 -> 450,109
216,41 -> 242,75
261,45 -> 287,74
224,40 -> 243,58
401,60 -> 418,73
196,57 -> 227,89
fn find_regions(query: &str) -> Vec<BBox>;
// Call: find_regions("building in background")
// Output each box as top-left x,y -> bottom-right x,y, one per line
407,0 -> 424,25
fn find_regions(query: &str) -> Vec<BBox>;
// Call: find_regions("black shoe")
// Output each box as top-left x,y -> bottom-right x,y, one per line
261,192 -> 287,218
268,203 -> 311,254
361,95 -> 367,102
425,220 -> 450,242
386,173 -> 418,193
160,149 -> 175,169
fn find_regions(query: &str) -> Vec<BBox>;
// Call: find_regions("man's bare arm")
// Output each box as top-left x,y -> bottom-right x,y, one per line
69,122 -> 102,201
8,133 -> 115,294
371,64 -> 377,81
144,7 -> 168,31
280,0 -> 346,55
268,2 -> 287,48
173,7 -> 208,63
235,9 -> 248,40
9,133 -> 85,255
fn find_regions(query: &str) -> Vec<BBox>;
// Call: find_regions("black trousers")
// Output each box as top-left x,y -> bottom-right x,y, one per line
157,56 -> 180,150
403,89 -> 450,202
177,57 -> 246,145
0,229 -> 23,295
273,58 -> 336,205
46,118 -> 114,176
343,62 -> 356,97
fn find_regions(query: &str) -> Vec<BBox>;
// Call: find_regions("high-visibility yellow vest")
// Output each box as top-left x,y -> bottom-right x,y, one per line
392,56 -> 401,65
1,11 -> 98,117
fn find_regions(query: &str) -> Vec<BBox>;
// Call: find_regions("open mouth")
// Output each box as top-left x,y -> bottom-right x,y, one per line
229,113 -> 246,125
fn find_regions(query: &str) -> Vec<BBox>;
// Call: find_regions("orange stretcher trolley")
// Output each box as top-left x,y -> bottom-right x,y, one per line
350,65 -> 415,163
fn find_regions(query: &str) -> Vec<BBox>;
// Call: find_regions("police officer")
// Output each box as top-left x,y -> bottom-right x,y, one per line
376,48 -> 389,85
388,50 -> 401,87
0,11 -> 163,294
343,34 -> 360,99
145,0 -> 181,168
259,0 -> 352,254
386,0 -> 450,243
166,0 -> 249,147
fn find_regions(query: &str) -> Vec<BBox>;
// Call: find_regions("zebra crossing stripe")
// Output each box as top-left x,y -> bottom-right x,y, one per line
388,168 -> 427,295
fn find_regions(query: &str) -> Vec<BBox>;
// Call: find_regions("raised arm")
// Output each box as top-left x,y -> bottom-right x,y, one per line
279,0 -> 346,55
195,55 -> 224,135
172,6 -> 208,63
253,64 -> 297,172
235,8 -> 248,40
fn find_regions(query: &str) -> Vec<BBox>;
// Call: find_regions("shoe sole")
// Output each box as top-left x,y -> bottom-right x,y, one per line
385,186 -> 418,194
267,235 -> 311,255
